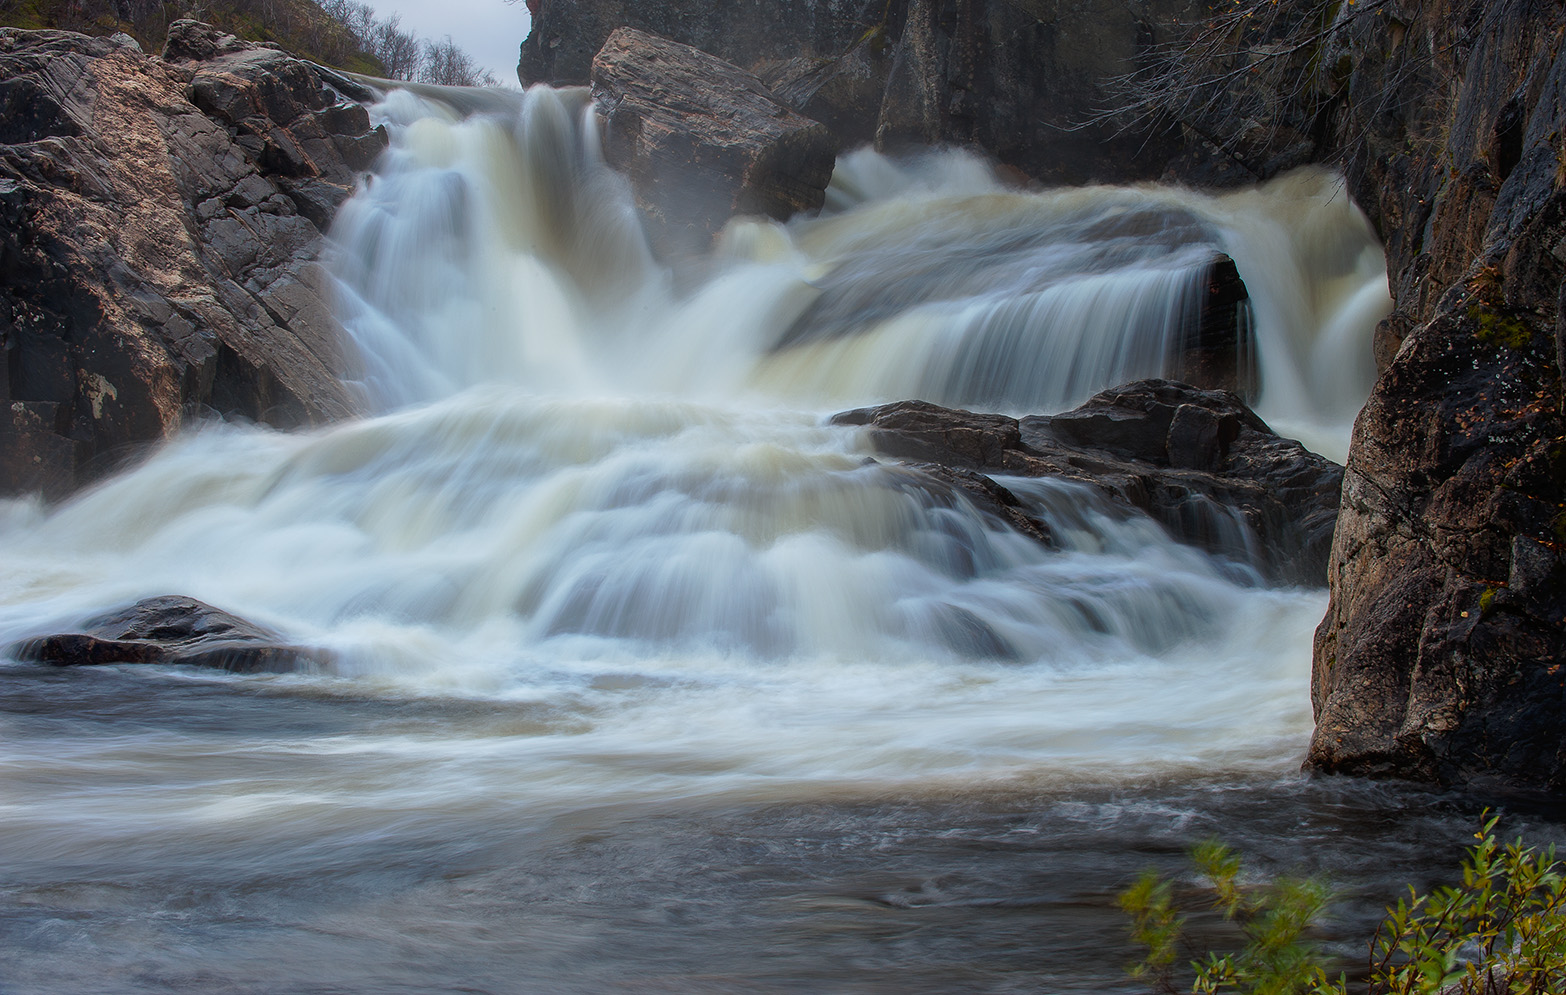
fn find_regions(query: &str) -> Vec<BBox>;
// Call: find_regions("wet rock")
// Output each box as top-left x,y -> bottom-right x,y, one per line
834,379 -> 1342,586
12,595 -> 328,674
755,38 -> 889,150
1177,256 -> 1256,398
590,27 -> 840,259
1306,0 -> 1566,793
0,23 -> 386,498
892,461 -> 1055,549
834,401 -> 1021,470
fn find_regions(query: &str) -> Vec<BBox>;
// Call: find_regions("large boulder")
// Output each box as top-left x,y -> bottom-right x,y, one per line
520,0 -> 873,91
0,23 -> 384,498
1307,0 -> 1566,792
590,27 -> 840,258
11,595 -> 329,673
834,380 -> 1343,586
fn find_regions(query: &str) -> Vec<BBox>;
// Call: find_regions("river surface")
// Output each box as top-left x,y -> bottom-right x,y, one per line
0,84 -> 1554,993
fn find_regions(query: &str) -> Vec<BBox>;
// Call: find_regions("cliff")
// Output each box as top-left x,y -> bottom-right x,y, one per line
1307,0 -> 1566,793
0,21 -> 384,497
519,0 -> 1219,186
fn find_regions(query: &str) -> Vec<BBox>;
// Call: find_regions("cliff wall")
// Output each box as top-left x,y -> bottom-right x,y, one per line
519,0 -> 1217,186
1308,0 -> 1566,793
0,21 -> 384,497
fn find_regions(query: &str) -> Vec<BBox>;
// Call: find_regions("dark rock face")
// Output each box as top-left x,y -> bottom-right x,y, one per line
1178,256 -> 1256,398
521,0 -> 873,91
1307,0 -> 1566,792
834,380 -> 1343,586
522,0 -> 1210,186
0,23 -> 384,498
591,27 -> 841,258
12,595 -> 328,673
754,38 -> 889,150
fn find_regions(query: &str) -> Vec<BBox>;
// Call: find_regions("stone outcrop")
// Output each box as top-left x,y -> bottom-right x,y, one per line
520,0 -> 874,93
521,0 -> 1212,186
591,27 -> 841,258
834,379 -> 1343,586
1306,0 -> 1566,792
0,22 -> 384,498
12,594 -> 328,673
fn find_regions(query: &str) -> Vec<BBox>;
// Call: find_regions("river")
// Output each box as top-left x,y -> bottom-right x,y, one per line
0,84 -> 1548,993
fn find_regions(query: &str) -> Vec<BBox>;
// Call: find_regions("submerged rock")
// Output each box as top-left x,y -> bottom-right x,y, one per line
13,595 -> 328,673
834,379 -> 1342,586
590,27 -> 840,259
0,23 -> 384,499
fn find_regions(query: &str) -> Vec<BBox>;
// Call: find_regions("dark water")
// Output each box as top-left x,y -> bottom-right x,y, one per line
3,664 -> 1550,995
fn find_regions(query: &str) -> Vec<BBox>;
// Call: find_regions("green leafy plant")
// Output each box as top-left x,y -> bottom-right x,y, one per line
1122,814 -> 1566,994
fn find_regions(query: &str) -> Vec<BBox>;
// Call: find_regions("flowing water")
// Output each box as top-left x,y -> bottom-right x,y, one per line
0,85 -> 1548,993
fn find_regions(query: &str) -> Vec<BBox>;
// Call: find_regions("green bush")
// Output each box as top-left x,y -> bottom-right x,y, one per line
1121,814 -> 1566,994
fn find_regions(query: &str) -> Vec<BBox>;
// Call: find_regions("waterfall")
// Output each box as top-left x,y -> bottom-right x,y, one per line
0,78 -> 1394,785
0,83 -> 1416,994
328,87 -> 1388,457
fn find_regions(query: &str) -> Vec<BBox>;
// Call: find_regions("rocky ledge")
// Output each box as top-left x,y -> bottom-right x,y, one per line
834,379 -> 1343,587
0,21 -> 384,498
521,0 -> 1226,186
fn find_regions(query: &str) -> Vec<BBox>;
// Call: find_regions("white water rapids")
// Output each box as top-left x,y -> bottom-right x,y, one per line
0,84 -> 1413,993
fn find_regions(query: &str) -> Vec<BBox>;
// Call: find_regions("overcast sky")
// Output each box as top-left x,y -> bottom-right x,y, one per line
363,0 -> 531,86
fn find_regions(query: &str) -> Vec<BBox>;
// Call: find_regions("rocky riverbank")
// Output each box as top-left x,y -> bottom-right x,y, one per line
0,21 -> 382,497
1304,0 -> 1566,793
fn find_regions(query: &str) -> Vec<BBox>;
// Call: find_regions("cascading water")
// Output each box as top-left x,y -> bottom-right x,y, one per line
1,84 -> 1500,995
329,87 -> 1387,453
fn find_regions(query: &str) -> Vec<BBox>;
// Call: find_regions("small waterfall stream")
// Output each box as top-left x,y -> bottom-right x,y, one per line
0,84 -> 1500,995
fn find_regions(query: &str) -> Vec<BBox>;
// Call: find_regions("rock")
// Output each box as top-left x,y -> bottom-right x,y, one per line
523,0 -> 1213,187
887,461 -> 1056,549
590,27 -> 840,258
1176,256 -> 1256,398
520,0 -> 872,90
834,379 -> 1342,586
754,37 -> 890,150
0,24 -> 386,498
11,595 -> 328,673
1307,0 -> 1566,793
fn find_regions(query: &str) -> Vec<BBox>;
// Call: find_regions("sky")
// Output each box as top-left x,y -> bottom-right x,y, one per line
363,0 -> 531,85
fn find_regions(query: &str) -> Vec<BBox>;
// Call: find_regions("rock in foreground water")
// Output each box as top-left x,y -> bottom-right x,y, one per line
13,595 -> 328,673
